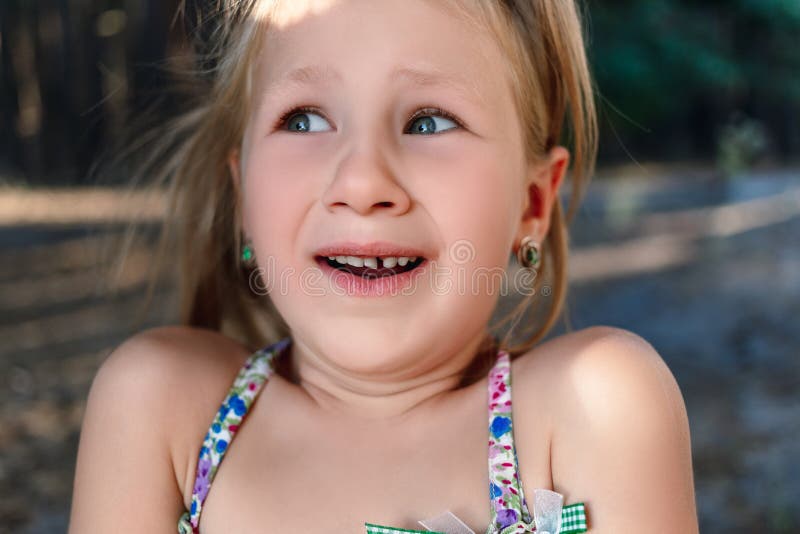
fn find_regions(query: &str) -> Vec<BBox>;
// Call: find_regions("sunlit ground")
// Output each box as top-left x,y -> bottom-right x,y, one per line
1,164 -> 798,533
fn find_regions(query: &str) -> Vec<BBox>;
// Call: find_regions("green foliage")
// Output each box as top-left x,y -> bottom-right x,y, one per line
716,112 -> 769,178
587,0 -> 800,159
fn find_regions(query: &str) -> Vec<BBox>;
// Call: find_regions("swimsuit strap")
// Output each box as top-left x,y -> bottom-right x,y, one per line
178,337 -> 291,534
485,351 -> 590,534
486,350 -> 534,534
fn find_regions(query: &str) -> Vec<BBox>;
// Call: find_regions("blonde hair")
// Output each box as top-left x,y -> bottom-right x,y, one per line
108,0 -> 597,369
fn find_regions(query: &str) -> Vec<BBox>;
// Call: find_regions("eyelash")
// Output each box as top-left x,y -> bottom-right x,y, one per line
273,105 -> 464,132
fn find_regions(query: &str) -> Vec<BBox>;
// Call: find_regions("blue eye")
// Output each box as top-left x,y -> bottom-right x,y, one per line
274,106 -> 462,134
276,107 -> 333,133
406,109 -> 460,135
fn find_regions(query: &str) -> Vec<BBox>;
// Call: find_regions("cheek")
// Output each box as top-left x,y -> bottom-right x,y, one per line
240,132 -> 336,215
240,151 -> 316,265
424,151 -> 518,269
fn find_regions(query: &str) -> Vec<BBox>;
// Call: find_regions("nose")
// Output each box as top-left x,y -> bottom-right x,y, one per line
322,150 -> 411,216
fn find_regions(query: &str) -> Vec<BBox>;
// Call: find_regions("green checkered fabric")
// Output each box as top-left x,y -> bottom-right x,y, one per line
560,502 -> 588,533
364,523 -> 444,534
365,502 -> 587,534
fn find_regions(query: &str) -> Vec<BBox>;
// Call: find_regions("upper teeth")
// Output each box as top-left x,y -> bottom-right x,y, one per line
326,255 -> 418,268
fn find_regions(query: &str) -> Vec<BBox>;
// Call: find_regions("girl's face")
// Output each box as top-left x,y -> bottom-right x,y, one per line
233,0 -> 562,376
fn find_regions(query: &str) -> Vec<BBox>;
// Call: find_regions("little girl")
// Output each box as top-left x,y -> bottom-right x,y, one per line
69,0 -> 699,532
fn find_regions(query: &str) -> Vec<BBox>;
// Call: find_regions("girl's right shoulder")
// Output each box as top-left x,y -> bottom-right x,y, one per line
69,325 -> 252,533
96,326 -> 255,493
102,325 -> 253,386
93,325 -> 254,427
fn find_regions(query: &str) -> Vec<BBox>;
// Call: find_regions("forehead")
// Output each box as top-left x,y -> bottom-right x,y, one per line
251,0 -> 509,107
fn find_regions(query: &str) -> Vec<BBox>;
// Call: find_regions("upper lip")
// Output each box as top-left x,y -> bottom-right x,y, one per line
314,241 -> 431,258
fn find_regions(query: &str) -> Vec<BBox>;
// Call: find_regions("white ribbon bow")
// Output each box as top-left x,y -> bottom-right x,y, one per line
417,510 -> 476,534
415,489 -> 564,534
532,489 -> 564,534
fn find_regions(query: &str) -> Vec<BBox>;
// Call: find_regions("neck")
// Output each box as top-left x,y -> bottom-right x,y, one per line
282,329 -> 495,423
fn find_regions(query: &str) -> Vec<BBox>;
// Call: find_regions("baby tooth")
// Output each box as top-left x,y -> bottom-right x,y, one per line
363,257 -> 378,269
409,256 -> 417,262
335,256 -> 348,264
328,256 -> 335,261
382,256 -> 398,268
397,257 -> 409,266
346,256 -> 364,267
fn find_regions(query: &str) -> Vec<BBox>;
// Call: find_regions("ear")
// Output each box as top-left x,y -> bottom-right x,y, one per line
228,148 -> 242,192
516,146 -> 570,247
228,148 -> 247,236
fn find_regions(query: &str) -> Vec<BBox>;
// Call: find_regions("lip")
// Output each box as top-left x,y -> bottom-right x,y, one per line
313,241 -> 433,259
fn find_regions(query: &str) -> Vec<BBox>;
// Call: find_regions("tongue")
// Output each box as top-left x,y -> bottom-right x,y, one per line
336,262 -> 416,277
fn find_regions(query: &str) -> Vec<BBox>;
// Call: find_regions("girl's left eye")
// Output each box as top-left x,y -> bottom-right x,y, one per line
273,106 -> 462,135
275,107 -> 333,133
405,108 -> 461,135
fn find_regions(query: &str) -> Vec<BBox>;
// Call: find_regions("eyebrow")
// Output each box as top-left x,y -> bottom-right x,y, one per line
261,64 -> 486,107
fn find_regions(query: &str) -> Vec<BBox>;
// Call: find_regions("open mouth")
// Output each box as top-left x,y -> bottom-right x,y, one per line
315,255 -> 426,278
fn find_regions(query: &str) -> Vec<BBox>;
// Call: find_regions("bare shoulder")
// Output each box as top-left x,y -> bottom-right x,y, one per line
86,325 -> 254,441
69,325 -> 252,533
98,325 -> 253,393
513,326 -> 699,533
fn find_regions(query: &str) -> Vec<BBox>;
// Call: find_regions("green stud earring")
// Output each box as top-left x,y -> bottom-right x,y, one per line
516,236 -> 541,269
241,239 -> 255,265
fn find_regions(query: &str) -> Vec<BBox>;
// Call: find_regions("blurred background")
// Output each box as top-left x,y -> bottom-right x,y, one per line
1,0 -> 799,532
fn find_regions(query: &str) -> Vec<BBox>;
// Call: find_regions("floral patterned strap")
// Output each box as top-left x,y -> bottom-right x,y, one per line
487,350 -> 533,532
178,337 -> 292,533
177,512 -> 192,534
482,503 -> 588,534
485,352 -> 590,534
365,522 -> 445,534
